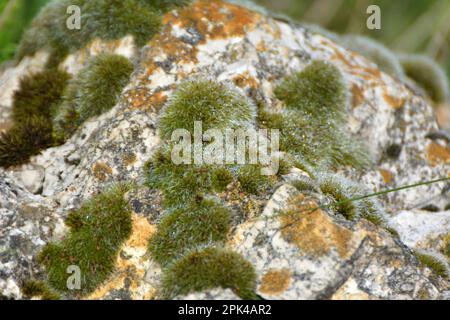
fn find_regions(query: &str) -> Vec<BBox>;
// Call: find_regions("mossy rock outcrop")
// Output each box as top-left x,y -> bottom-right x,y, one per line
0,0 -> 449,300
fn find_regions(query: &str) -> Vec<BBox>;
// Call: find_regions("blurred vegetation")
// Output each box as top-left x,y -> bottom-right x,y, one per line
0,0 -> 449,80
0,0 -> 50,62
257,0 -> 450,80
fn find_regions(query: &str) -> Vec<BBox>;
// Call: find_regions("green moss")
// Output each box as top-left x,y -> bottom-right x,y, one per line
211,167 -> 234,192
399,54 -> 449,104
146,145 -> 215,207
341,35 -> 404,79
80,0 -> 161,47
149,199 -> 231,266
161,247 -> 257,299
361,198 -> 387,227
12,68 -> 70,122
158,79 -> 256,140
0,68 -> 69,168
266,61 -> 371,170
16,0 -> 166,65
237,164 -> 271,195
319,174 -> 360,220
37,184 -> 133,297
414,251 -> 449,278
53,53 -> 134,142
22,280 -> 60,300
0,116 -> 54,168
274,60 -> 348,118
141,0 -> 191,11
317,174 -> 387,224
291,177 -> 317,192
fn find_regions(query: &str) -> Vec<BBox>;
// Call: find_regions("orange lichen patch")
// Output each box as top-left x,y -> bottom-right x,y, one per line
124,87 -> 169,112
330,45 -> 381,82
256,40 -> 267,52
427,142 -> 450,166
379,168 -> 394,184
87,273 -> 127,300
164,0 -> 260,42
351,84 -> 365,108
383,92 -> 405,109
148,92 -> 168,110
330,47 -> 358,69
280,195 -> 352,258
129,1 -> 262,110
126,215 -> 156,248
259,269 -> 291,295
92,162 -> 113,181
233,72 -> 259,89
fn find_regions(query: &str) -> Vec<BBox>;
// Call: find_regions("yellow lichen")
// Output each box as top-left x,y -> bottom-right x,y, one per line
379,168 -> 394,184
280,195 -> 353,258
427,142 -> 450,166
258,269 -> 291,296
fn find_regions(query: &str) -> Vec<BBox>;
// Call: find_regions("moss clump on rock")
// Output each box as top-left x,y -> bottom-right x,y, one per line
262,60 -> 371,170
37,184 -> 133,297
0,116 -> 54,168
158,79 -> 256,140
237,164 -> 271,195
0,69 -> 69,168
414,251 -> 449,278
145,145 -> 225,207
22,280 -> 60,300
161,247 -> 257,300
53,53 -> 134,142
399,54 -> 449,104
318,174 -> 386,224
149,199 -> 231,266
12,69 -> 71,122
16,0 -> 190,66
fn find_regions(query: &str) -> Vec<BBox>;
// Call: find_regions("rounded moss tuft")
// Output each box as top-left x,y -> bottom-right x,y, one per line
158,79 -> 256,140
318,173 -> 387,224
141,0 -> 191,11
149,199 -> 231,266
266,60 -> 371,170
399,54 -> 449,104
161,247 -> 257,300
0,116 -> 54,168
36,184 -> 133,297
211,167 -> 234,192
16,0 -> 172,65
12,69 -> 71,122
0,68 -> 69,168
80,0 -> 162,47
414,250 -> 449,278
341,35 -> 404,79
22,280 -> 60,300
319,174 -> 360,220
237,164 -> 271,195
274,60 -> 348,119
53,53 -> 134,142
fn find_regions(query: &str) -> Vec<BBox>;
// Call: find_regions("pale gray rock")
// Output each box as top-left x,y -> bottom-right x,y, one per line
0,0 -> 448,300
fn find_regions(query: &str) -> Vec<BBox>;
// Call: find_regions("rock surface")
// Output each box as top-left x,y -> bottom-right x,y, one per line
0,0 -> 448,300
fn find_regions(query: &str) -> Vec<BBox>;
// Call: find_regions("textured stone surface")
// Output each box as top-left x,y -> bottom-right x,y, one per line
0,0 -> 448,300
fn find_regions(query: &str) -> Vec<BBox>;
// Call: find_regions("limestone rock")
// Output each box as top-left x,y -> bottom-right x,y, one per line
0,0 -> 448,300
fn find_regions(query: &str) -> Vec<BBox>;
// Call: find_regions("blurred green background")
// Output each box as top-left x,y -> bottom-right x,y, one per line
0,0 -> 449,79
